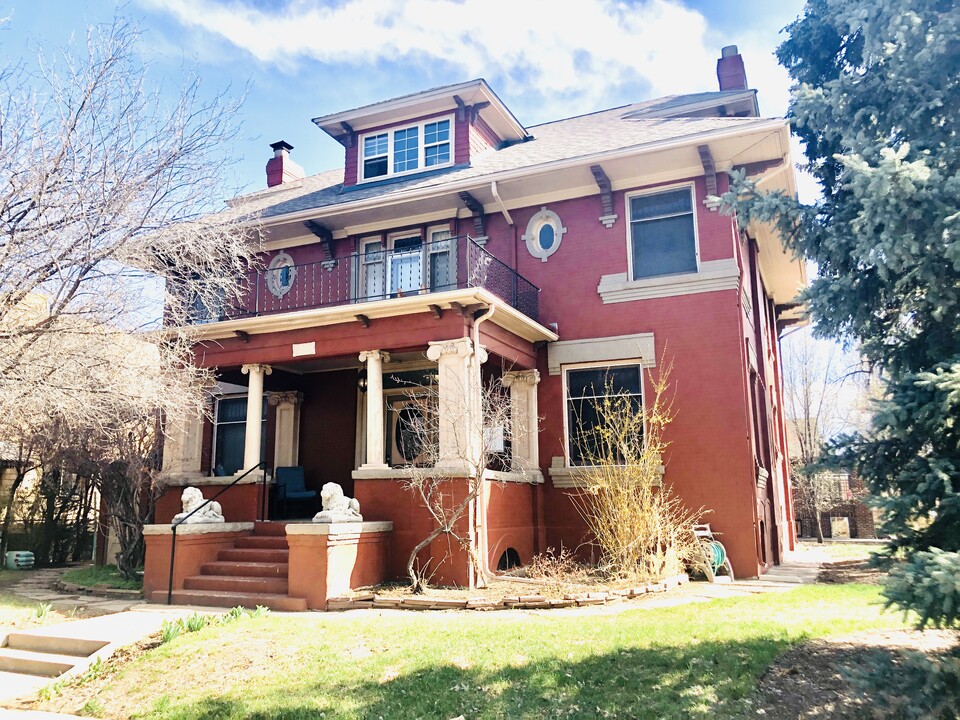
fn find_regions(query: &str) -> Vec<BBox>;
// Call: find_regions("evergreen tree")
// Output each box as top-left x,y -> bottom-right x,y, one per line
726,0 -> 960,627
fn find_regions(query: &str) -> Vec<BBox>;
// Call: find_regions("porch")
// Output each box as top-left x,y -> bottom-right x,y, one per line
151,295 -> 556,609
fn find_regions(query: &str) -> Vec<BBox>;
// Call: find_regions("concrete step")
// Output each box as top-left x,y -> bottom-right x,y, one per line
184,575 -> 289,594
152,589 -> 308,612
4,633 -> 107,658
253,521 -> 290,537
218,548 -> 289,563
0,648 -> 80,677
235,536 -> 288,550
201,561 -> 288,578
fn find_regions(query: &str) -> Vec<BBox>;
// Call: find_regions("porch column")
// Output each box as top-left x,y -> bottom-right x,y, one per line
241,363 -> 272,473
427,338 -> 486,471
502,369 -> 541,475
269,391 -> 303,470
359,350 -> 391,469
161,404 -> 205,477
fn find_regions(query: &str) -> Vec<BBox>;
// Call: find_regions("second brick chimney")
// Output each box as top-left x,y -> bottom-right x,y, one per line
266,140 -> 305,188
717,45 -> 748,91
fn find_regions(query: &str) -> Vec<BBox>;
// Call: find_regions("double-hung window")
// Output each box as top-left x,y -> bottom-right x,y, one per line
213,396 -> 266,476
629,186 -> 698,280
359,116 -> 453,181
427,227 -> 453,292
565,363 -> 643,466
362,133 -> 389,180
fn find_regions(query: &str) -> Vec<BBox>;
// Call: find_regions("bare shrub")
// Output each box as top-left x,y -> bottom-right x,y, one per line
569,358 -> 703,581
398,367 -> 536,593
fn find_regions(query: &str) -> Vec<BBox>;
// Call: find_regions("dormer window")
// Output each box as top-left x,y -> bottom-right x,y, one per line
359,116 -> 454,182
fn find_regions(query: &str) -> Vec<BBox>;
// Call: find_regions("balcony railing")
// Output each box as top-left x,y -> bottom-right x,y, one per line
189,236 -> 540,324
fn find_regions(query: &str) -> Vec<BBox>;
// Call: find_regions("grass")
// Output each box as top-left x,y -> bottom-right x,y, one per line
0,569 -> 77,629
61,564 -> 142,590
30,584 -> 911,720
800,539 -> 886,562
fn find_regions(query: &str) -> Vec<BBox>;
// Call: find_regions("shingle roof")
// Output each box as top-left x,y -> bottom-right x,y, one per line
238,97 -> 777,221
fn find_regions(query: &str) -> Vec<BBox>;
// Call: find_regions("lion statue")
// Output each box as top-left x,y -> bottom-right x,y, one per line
312,482 -> 362,523
172,486 -> 224,525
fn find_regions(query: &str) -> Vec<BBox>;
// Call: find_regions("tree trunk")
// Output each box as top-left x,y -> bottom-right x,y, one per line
815,513 -> 825,544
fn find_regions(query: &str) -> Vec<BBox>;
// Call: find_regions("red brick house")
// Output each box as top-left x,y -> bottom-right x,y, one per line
145,46 -> 805,609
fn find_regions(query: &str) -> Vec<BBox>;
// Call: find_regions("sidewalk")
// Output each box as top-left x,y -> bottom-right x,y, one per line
0,569 -> 214,711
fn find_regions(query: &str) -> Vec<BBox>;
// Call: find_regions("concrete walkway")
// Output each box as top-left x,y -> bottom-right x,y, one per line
0,569 -> 217,714
10,568 -> 144,617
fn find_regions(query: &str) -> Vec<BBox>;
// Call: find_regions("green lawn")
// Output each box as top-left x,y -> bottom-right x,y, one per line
0,570 -> 74,629
36,584 -> 910,720
61,564 -> 142,590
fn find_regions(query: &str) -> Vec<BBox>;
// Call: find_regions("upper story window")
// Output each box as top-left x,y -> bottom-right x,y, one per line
360,116 -> 454,182
628,186 -> 698,280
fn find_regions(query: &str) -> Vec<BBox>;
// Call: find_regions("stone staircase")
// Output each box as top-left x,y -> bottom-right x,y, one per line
0,633 -> 107,677
150,522 -> 308,611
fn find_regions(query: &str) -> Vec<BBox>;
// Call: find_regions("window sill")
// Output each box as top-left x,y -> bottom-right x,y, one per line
549,459 -> 663,489
597,258 -> 738,304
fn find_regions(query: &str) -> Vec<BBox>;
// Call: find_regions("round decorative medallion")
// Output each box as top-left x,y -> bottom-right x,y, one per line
523,207 -> 567,262
266,251 -> 297,298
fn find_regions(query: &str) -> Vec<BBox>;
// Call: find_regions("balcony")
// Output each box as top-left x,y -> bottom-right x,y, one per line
190,236 -> 540,324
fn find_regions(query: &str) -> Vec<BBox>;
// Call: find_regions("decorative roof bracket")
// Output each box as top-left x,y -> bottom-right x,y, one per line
304,220 -> 334,260
338,121 -> 354,148
590,164 -> 617,228
698,144 -> 720,211
459,191 -> 486,239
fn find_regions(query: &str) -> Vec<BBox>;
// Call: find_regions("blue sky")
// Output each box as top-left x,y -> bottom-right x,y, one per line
0,0 -> 807,196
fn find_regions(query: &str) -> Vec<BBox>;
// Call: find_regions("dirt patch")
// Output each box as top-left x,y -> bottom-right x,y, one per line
751,628 -> 957,719
818,559 -> 884,585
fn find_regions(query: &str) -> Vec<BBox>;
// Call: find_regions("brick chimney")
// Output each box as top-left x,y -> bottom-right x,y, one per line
717,45 -> 748,91
266,140 -> 305,188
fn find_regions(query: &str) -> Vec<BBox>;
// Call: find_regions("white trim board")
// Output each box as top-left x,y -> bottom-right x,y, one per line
597,258 -> 739,304
547,332 -> 656,375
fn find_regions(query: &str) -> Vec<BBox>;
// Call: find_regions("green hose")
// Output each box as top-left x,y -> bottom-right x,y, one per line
704,541 -> 726,573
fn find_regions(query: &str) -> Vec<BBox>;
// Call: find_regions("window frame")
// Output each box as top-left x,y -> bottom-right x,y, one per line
625,182 -> 701,282
357,225 -> 455,300
561,359 -> 646,468
358,115 -> 455,183
212,393 -> 267,476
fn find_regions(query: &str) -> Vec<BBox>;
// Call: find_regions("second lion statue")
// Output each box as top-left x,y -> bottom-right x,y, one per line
312,482 -> 363,523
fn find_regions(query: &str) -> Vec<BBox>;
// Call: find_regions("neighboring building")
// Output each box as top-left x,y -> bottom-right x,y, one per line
149,46 -> 806,608
786,420 -> 878,540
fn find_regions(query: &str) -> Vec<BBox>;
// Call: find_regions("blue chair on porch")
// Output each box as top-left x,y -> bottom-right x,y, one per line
273,466 -> 318,519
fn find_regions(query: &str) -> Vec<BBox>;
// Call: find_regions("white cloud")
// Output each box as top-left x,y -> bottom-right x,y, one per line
142,0 -> 722,116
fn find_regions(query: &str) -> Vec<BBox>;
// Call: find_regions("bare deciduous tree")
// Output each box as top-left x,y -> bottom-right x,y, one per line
781,331 -> 867,542
0,16 -> 259,576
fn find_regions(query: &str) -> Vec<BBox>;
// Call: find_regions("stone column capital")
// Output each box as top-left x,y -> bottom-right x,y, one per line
358,350 -> 391,364
426,337 -> 474,361
268,391 -> 303,407
241,364 -> 273,376
502,369 -> 541,388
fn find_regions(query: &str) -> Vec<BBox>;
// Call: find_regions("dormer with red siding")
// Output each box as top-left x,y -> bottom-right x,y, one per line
312,79 -> 529,187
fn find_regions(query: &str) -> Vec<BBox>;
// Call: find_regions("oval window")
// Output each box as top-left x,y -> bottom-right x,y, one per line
523,207 -> 566,262
538,223 -> 555,250
266,251 -> 297,298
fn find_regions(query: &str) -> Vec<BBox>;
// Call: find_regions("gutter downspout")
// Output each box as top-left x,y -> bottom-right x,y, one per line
472,304 -> 495,586
491,180 -> 513,226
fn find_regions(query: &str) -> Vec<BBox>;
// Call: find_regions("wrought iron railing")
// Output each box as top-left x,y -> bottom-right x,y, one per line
189,236 -> 540,324
166,462 -> 267,605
